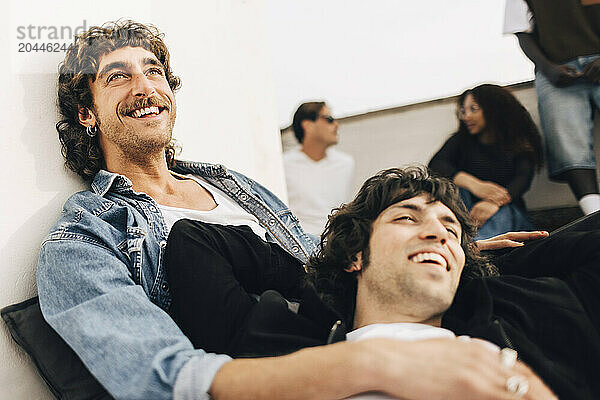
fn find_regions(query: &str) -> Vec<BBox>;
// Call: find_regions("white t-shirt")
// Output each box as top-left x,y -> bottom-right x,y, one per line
503,0 -> 534,34
283,148 -> 355,236
345,323 -> 499,400
157,173 -> 267,239
346,322 -> 456,342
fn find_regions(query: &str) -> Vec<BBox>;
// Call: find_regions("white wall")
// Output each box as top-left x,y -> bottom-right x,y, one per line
266,0 -> 535,126
1,1 -> 284,398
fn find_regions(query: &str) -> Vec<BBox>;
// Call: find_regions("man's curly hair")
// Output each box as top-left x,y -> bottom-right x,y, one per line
306,166 -> 495,324
56,20 -> 181,181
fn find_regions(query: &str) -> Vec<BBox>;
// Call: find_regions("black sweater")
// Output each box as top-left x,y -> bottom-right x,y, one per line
428,131 -> 535,209
238,216 -> 600,400
444,228 -> 600,400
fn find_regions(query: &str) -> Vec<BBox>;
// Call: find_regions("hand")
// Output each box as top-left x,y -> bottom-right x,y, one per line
361,338 -> 557,400
582,58 -> 600,84
471,181 -> 511,206
476,231 -> 549,251
543,63 -> 582,87
470,200 -> 499,227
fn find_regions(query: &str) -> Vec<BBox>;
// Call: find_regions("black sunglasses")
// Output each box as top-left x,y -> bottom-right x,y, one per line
318,115 -> 335,124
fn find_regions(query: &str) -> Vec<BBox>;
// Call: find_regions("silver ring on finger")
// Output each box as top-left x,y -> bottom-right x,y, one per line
506,375 -> 529,397
500,347 -> 518,369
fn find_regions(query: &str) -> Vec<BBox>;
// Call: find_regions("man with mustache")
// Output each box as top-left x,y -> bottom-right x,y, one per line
37,20 -> 556,400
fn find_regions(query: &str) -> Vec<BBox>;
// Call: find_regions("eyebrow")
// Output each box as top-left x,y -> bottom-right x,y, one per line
97,57 -> 162,80
97,61 -> 128,80
386,203 -> 461,226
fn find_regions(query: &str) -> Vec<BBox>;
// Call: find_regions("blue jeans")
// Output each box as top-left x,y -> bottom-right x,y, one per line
460,189 -> 534,240
535,54 -> 600,180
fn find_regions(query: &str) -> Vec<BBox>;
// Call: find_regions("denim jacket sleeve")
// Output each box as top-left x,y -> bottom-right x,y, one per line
37,214 -> 231,400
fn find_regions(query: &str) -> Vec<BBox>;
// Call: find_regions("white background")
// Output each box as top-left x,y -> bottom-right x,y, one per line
265,0 -> 533,126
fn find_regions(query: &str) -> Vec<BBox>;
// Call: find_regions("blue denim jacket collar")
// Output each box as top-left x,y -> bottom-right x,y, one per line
174,160 -> 317,262
90,161 -> 229,196
88,161 -> 316,262
91,169 -> 134,196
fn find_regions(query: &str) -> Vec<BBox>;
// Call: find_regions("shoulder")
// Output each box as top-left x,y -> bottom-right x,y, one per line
59,190 -> 112,225
283,148 -> 304,163
327,149 -> 354,165
43,190 -> 129,247
440,131 -> 469,147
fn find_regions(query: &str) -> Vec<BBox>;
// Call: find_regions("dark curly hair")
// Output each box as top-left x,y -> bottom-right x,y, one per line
307,166 -> 495,324
457,84 -> 543,169
292,101 -> 326,144
56,20 -> 181,181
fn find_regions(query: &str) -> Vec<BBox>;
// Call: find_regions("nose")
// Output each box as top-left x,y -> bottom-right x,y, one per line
420,218 -> 448,245
131,73 -> 156,97
460,111 -> 473,121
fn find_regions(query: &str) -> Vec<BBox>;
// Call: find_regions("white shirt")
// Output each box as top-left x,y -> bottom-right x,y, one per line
283,148 -> 355,236
345,323 -> 499,400
346,322 -> 456,342
503,0 -> 534,34
157,173 -> 268,239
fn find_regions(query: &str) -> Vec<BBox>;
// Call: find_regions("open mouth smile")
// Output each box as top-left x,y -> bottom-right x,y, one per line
408,252 -> 450,271
126,106 -> 167,119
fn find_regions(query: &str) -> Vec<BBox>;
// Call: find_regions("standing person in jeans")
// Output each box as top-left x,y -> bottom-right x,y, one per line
504,0 -> 600,215
429,84 -> 543,239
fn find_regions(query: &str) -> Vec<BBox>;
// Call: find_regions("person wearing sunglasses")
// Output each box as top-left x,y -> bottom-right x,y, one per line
284,101 -> 355,236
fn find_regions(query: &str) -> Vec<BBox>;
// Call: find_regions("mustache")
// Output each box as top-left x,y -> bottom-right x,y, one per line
119,96 -> 170,115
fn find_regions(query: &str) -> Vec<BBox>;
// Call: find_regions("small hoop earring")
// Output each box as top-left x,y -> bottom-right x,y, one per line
86,125 -> 98,138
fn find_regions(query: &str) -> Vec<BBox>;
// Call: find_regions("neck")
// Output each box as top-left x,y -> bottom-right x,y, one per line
352,289 -> 443,330
477,129 -> 495,145
301,141 -> 328,161
103,148 -> 179,199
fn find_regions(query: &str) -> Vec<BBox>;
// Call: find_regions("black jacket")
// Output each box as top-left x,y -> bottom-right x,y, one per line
238,221 -> 600,400
445,230 -> 600,400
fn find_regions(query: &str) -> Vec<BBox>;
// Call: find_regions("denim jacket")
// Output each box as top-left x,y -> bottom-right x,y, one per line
36,160 -> 317,400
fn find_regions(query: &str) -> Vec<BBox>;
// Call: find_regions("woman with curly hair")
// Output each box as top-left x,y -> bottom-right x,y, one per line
429,84 -> 543,239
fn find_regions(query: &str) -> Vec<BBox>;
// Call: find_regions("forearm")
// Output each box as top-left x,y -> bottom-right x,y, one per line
515,32 -> 553,74
506,177 -> 532,203
211,337 -> 559,400
38,240 -> 207,400
210,341 -> 381,400
452,171 -> 479,192
495,230 -> 600,278
506,158 -> 535,202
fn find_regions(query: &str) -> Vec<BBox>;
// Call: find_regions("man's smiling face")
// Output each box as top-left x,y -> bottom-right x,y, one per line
354,194 -> 466,324
82,46 -> 176,162
313,105 -> 339,146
